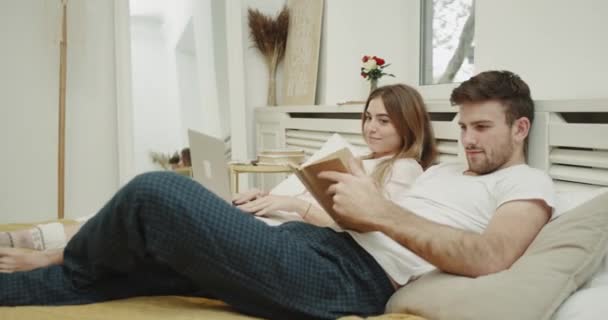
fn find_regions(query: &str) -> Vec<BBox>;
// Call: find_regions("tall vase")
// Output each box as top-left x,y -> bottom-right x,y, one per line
369,78 -> 378,95
266,51 -> 279,106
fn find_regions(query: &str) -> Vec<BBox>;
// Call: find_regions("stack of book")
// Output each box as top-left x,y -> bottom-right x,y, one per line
256,149 -> 306,166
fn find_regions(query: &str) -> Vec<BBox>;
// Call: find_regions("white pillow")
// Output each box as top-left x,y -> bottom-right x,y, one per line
584,245 -> 608,289
269,133 -> 367,196
554,188 -> 608,217
552,286 -> 608,320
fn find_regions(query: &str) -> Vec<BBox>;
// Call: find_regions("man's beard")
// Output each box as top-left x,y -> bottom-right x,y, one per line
466,142 -> 514,175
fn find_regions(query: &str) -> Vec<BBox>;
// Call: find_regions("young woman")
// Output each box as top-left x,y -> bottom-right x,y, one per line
235,83 -> 436,227
0,83 -> 437,274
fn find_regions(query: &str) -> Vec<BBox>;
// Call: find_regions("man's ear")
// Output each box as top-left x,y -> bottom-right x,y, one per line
513,117 -> 531,143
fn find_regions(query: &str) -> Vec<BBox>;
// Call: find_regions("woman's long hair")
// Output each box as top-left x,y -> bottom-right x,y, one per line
361,84 -> 438,186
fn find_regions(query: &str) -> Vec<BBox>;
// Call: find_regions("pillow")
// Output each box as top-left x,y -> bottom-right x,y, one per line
582,244 -> 608,289
269,133 -> 367,196
552,245 -> 608,320
552,286 -> 608,320
385,190 -> 608,320
553,188 -> 608,218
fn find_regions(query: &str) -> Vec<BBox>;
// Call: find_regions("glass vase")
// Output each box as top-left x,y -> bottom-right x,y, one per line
369,78 -> 378,94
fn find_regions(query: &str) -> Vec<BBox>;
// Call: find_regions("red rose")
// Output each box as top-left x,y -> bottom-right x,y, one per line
375,57 -> 385,66
362,55 -> 369,63
361,72 -> 367,78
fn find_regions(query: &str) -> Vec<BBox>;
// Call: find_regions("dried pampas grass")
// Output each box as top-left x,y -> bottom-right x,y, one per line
248,6 -> 289,65
248,6 -> 289,105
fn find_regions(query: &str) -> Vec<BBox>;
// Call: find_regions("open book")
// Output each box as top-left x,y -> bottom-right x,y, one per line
288,148 -> 355,216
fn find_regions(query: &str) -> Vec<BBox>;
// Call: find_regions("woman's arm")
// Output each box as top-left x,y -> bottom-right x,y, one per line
290,198 -> 336,227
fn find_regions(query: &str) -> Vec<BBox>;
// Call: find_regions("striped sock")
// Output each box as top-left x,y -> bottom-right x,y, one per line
31,223 -> 67,250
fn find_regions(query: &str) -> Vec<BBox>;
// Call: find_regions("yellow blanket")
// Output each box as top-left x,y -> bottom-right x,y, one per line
0,222 -> 425,320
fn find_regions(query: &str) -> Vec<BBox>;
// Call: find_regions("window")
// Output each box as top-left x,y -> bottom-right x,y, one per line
420,0 -> 475,85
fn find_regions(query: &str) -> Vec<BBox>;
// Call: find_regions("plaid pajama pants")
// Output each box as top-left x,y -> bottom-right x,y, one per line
1,172 -> 394,319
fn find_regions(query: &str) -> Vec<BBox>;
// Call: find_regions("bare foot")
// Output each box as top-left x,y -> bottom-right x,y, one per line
0,230 -> 36,250
0,248 -> 54,273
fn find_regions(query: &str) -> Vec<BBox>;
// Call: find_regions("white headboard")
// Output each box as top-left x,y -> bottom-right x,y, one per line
255,99 -> 608,192
530,100 -> 608,191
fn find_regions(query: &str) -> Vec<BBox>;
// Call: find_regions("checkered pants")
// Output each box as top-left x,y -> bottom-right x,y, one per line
1,172 -> 394,319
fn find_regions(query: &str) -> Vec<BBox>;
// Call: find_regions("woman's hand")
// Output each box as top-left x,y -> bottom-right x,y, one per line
237,195 -> 303,217
232,188 -> 268,205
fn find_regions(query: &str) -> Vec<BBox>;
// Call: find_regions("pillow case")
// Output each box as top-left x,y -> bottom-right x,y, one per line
385,190 -> 608,320
583,244 -> 608,289
552,285 -> 608,320
553,188 -> 608,217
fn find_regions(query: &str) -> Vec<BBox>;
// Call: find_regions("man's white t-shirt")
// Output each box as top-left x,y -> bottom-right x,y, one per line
259,157 -> 423,225
348,162 -> 556,285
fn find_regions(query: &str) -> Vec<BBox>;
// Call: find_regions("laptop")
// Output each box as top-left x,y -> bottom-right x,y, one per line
187,129 -> 232,203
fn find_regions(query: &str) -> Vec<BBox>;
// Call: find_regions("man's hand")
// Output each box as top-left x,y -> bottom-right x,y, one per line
236,195 -> 302,217
318,158 -> 391,232
232,188 -> 268,205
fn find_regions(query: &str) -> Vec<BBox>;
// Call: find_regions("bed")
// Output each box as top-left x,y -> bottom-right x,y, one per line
2,99 -> 607,320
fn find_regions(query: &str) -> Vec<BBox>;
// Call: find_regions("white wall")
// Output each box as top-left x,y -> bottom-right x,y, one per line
210,0 -> 231,138
0,1 -> 60,223
0,0 -> 119,223
192,0 -> 226,139
317,0 -> 411,105
64,0 -> 120,220
130,17 -> 182,173
475,0 -> 608,100
162,0 -> 195,148
163,0 -> 195,49
175,46 -> 204,146
298,0 -> 608,104
165,0 -> 230,142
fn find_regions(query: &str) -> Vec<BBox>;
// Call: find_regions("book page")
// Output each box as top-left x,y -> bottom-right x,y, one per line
304,147 -> 355,169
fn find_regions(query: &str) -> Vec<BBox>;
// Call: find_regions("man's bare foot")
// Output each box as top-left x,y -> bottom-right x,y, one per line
0,248 -> 54,273
0,230 -> 37,250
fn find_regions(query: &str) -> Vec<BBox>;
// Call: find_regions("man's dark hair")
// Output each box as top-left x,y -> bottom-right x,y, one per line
450,70 -> 535,126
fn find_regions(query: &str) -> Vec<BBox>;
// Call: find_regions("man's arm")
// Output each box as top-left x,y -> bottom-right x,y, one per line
320,160 -> 552,277
371,199 -> 550,277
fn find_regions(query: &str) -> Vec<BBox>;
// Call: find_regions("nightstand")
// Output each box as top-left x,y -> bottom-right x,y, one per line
229,163 -> 292,194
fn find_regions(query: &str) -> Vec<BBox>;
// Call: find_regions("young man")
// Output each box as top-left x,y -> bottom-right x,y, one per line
0,71 -> 554,320
321,70 -> 555,280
